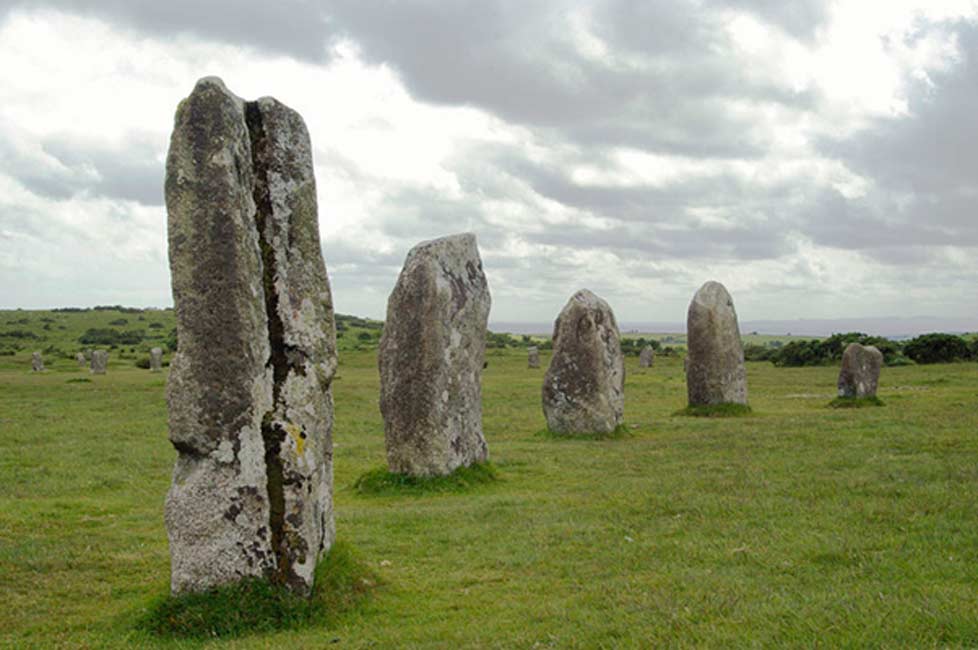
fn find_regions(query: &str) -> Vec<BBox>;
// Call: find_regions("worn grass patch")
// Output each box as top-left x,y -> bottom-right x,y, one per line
538,424 -> 631,440
828,395 -> 885,408
135,541 -> 376,639
674,402 -> 753,417
353,461 -> 498,496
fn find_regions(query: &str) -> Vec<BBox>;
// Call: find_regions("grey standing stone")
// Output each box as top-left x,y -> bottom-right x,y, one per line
542,289 -> 624,435
76,352 -> 87,368
150,347 -> 163,372
90,350 -> 108,374
639,346 -> 655,368
379,233 -> 491,477
164,76 -> 336,596
685,281 -> 747,406
31,351 -> 44,372
527,346 -> 540,369
837,343 -> 883,398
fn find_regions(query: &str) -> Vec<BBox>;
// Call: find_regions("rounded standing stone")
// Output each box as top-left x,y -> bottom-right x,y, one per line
527,346 -> 540,369
31,351 -> 44,372
90,350 -> 108,374
542,289 -> 624,435
685,281 -> 747,406
379,233 -> 491,477
150,347 -> 163,372
639,345 -> 655,368
837,343 -> 883,398
75,352 -> 87,368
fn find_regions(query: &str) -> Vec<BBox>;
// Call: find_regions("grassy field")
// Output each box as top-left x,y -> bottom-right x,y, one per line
2,337 -> 978,647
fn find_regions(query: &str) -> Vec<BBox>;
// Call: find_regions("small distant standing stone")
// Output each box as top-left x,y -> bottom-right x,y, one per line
685,281 -> 747,406
837,343 -> 883,398
379,233 -> 491,477
542,289 -> 624,435
150,347 -> 163,372
639,346 -> 655,368
527,346 -> 540,369
31,351 -> 44,372
90,350 -> 108,375
75,352 -> 87,368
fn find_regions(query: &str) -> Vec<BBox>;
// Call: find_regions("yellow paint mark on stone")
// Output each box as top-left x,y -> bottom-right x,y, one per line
286,423 -> 305,456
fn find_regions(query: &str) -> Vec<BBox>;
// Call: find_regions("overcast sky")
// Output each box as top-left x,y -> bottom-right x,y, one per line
0,1 -> 976,324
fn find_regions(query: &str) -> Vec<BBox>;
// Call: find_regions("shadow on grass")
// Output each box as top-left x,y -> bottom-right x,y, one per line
537,425 -> 631,441
828,395 -> 885,408
353,461 -> 499,496
673,403 -> 753,418
134,541 -> 376,640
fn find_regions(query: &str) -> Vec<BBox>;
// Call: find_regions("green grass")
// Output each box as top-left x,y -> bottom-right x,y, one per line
829,395 -> 885,408
2,333 -> 978,648
353,462 -> 499,496
674,403 -> 754,417
136,541 -> 376,639
538,424 -> 631,440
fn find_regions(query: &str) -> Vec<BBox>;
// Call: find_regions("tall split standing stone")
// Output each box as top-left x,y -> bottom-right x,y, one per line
31,352 -> 44,372
150,347 -> 163,372
90,350 -> 108,375
379,233 -> 491,477
542,290 -> 624,435
639,346 -> 655,368
527,346 -> 540,369
837,343 -> 883,398
165,77 -> 337,596
76,352 -> 87,368
685,281 -> 747,406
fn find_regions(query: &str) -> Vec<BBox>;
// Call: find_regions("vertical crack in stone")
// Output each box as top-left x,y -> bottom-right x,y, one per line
245,100 -> 290,587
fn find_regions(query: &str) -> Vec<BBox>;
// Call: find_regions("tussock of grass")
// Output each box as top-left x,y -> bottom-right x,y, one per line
674,403 -> 753,417
135,541 -> 375,639
353,461 -> 498,496
538,424 -> 631,440
65,377 -> 91,383
828,395 -> 884,408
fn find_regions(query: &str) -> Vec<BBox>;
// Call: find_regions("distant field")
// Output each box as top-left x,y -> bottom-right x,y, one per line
2,338 -> 978,647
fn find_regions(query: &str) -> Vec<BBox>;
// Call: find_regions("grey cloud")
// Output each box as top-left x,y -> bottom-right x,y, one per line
1,0 -> 334,61
43,133 -> 165,205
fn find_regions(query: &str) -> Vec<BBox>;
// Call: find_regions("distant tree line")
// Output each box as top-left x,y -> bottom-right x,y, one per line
744,332 -> 978,367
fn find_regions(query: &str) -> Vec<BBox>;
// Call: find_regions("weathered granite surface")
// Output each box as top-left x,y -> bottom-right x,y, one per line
31,351 -> 43,372
542,289 -> 624,435
685,281 -> 747,406
150,347 -> 163,372
639,346 -> 654,368
837,343 -> 883,398
90,350 -> 108,374
379,233 -> 491,477
527,346 -> 540,369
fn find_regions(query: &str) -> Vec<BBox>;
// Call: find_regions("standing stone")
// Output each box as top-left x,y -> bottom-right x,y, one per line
527,346 -> 540,369
837,343 -> 883,398
76,352 -> 87,368
542,290 -> 624,435
639,345 -> 655,368
164,76 -> 336,596
150,347 -> 163,372
90,350 -> 108,374
685,281 -> 747,406
379,233 -> 491,477
31,351 -> 44,372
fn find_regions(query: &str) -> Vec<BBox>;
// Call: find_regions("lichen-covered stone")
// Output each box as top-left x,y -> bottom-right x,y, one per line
379,233 -> 491,477
248,95 -> 337,594
90,350 -> 108,374
164,76 -> 335,596
31,351 -> 44,372
542,290 -> 624,435
837,343 -> 883,398
150,347 -> 163,372
527,346 -> 540,369
76,352 -> 87,368
639,346 -> 654,368
685,281 -> 747,406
